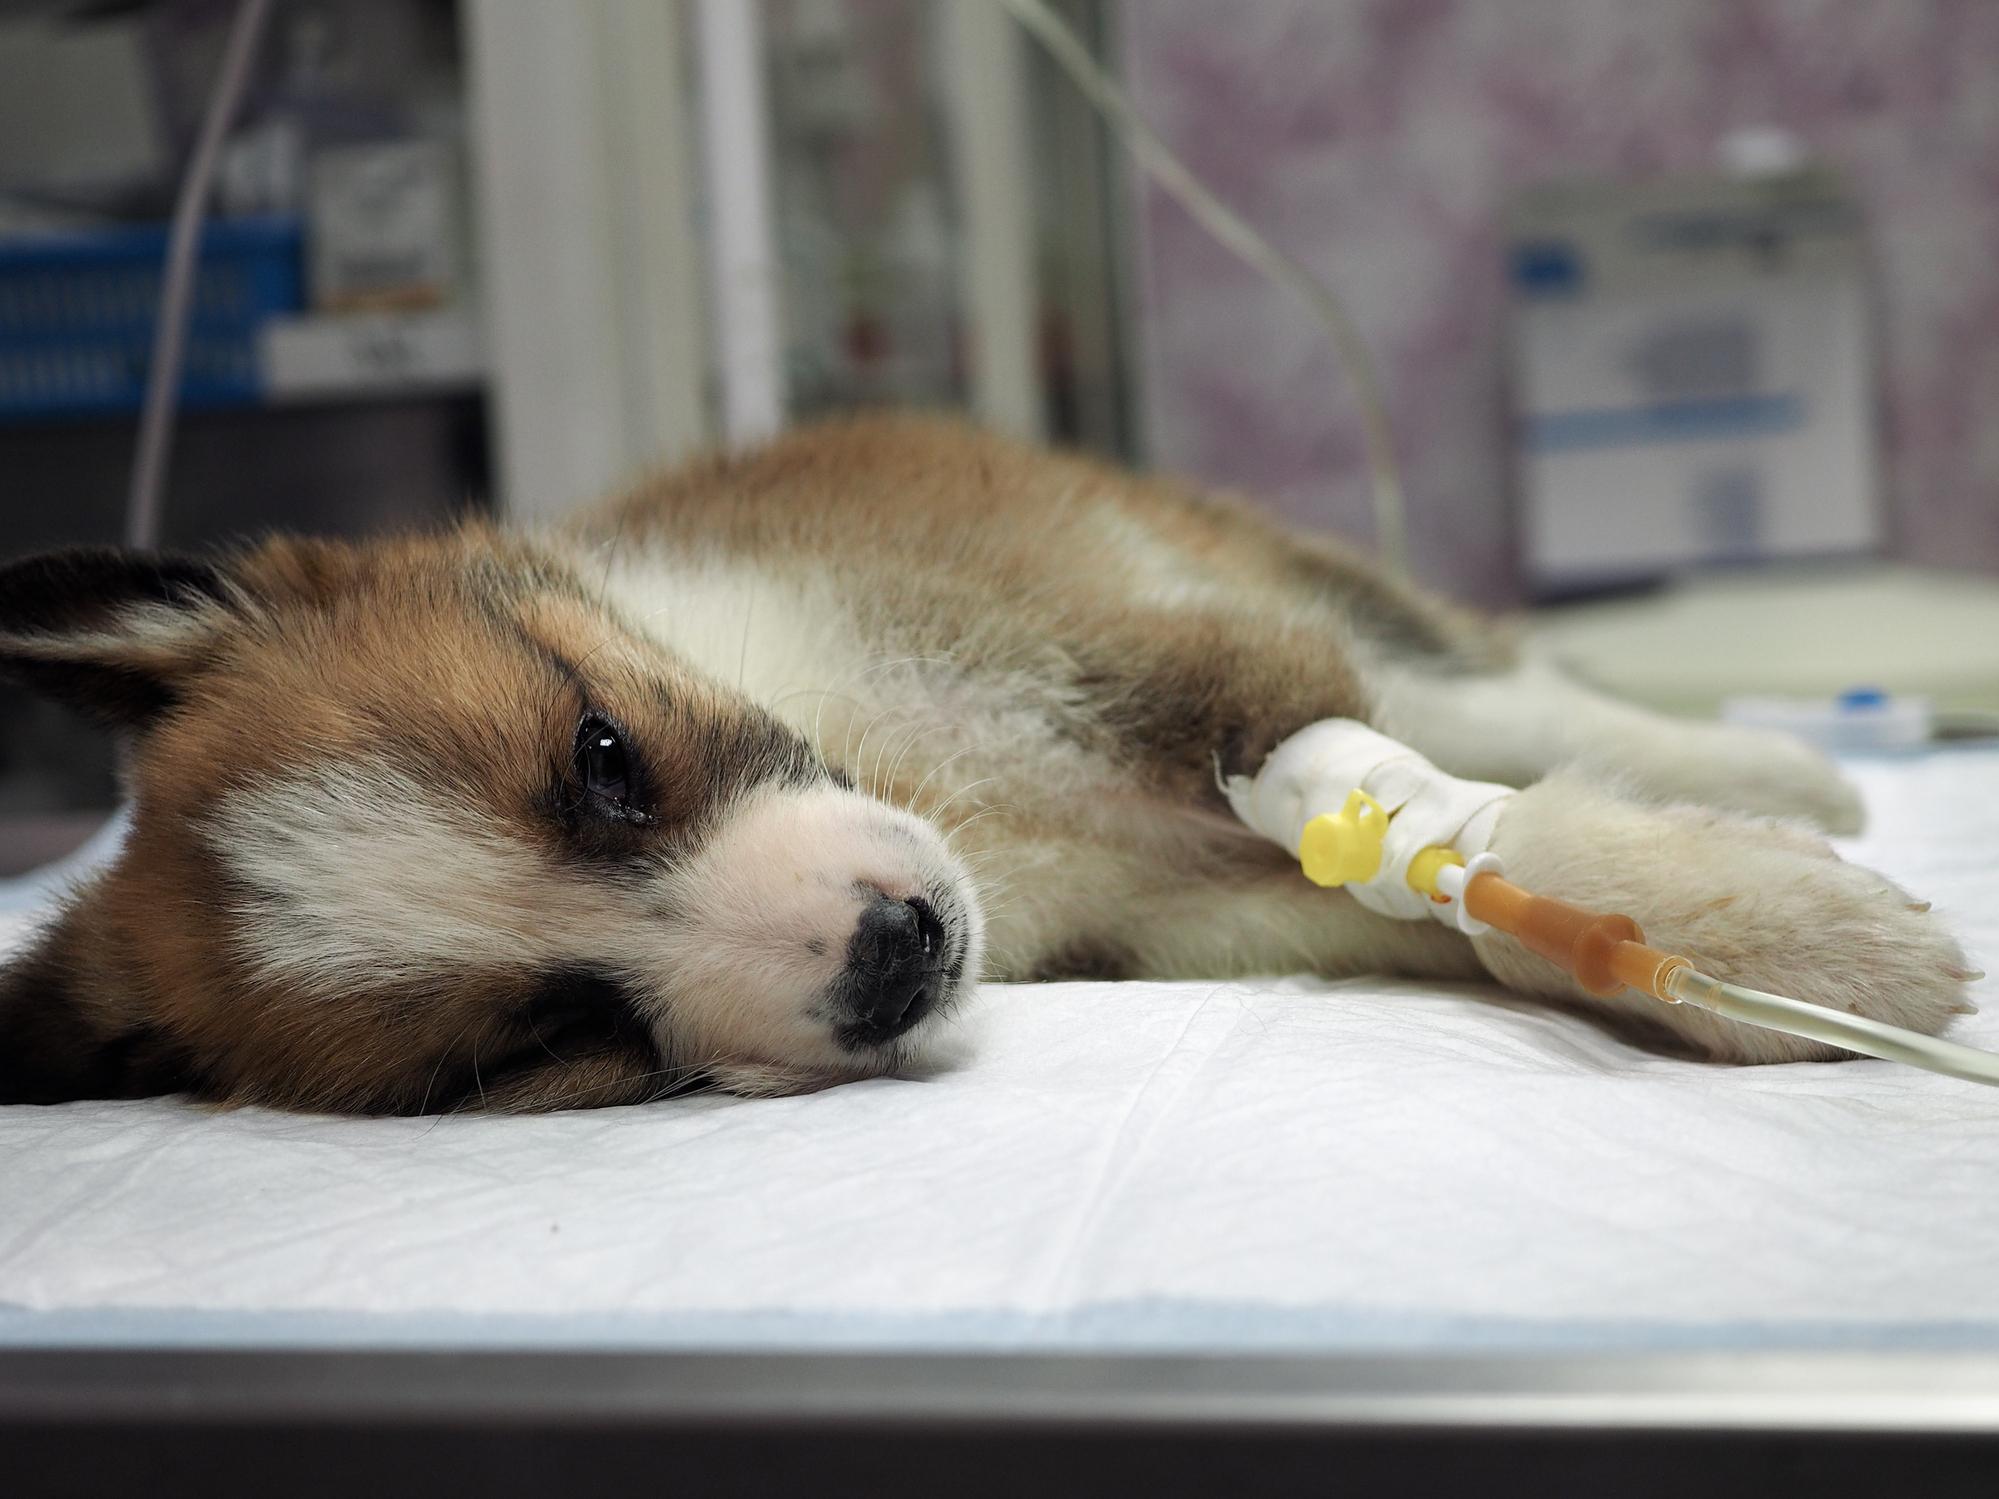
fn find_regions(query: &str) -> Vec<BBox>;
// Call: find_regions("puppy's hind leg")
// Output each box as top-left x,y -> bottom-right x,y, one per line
1371,657 -> 1865,835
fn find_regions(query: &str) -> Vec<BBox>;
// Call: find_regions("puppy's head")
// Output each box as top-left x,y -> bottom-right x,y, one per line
0,537 -> 981,1112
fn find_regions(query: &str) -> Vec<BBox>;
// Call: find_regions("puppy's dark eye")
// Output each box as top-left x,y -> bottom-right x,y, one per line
576,716 -> 631,804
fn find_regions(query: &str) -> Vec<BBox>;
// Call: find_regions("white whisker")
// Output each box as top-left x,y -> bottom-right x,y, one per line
927,776 -> 1003,825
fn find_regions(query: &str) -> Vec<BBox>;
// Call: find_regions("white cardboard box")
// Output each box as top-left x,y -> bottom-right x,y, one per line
308,139 -> 465,313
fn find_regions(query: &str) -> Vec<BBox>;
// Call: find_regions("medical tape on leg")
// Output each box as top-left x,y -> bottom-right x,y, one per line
1222,719 -> 1515,924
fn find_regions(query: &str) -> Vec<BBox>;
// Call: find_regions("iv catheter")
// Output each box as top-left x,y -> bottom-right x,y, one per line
1293,786 -> 1999,1089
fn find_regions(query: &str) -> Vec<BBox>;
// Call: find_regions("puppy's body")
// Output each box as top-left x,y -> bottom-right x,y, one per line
0,416 -> 1973,1111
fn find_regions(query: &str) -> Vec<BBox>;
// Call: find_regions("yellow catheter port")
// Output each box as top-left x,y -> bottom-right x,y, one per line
1296,794 -> 1475,906
1298,789 -> 1387,888
1406,846 -> 1463,903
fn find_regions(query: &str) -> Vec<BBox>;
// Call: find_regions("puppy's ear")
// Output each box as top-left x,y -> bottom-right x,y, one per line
0,548 -> 235,729
0,910 -> 197,1104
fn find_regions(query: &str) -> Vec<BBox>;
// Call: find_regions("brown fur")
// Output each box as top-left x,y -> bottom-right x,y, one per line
596,415 -> 1496,792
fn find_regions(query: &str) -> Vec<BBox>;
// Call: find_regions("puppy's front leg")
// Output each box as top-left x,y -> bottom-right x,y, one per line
1222,715 -> 1973,1062
1477,772 -> 1976,1062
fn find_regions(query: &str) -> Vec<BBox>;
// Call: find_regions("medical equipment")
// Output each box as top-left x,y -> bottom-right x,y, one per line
1228,718 -> 1999,1088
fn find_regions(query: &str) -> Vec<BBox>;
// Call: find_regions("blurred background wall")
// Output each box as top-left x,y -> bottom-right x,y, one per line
1123,0 -> 1999,604
2,0 -> 1997,856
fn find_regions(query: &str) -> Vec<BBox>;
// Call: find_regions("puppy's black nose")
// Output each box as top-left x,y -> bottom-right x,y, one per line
841,894 -> 947,1038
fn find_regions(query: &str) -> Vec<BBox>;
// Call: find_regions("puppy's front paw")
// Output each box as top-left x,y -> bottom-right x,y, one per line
1479,774 -> 1975,1064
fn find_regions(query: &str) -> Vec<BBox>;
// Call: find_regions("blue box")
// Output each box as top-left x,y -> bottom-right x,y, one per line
0,216 -> 305,420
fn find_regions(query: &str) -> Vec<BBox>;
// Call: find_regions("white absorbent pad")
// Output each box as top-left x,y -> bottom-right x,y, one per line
1,751 -> 1996,1352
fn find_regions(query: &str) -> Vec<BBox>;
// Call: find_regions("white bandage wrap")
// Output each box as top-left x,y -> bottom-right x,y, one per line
1223,719 -> 1516,924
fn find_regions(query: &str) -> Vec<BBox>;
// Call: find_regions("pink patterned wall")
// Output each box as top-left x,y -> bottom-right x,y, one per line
1120,0 -> 1999,603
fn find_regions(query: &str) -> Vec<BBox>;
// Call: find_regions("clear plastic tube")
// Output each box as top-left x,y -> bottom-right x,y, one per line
1664,967 -> 1999,1089
126,0 -> 274,549
1450,869 -> 1999,1088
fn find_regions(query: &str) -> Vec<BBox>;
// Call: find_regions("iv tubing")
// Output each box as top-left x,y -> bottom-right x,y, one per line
1662,969 -> 1999,1088
126,0 -> 274,550
993,0 -> 1412,579
1456,871 -> 1999,1089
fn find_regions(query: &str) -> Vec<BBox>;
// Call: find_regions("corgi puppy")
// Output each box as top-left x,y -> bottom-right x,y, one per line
0,415 -> 1973,1112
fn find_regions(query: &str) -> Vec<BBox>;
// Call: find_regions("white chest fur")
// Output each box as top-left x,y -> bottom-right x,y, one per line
591,550 -> 874,732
